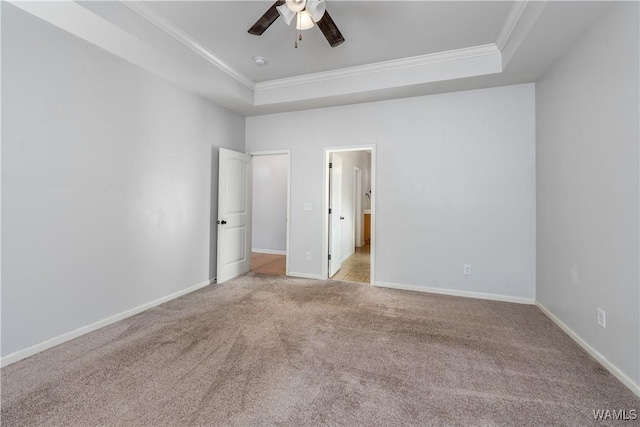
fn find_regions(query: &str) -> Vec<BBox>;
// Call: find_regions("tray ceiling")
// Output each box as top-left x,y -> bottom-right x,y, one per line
12,1 -> 613,115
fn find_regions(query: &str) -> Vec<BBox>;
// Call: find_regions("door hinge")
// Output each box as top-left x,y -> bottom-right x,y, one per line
328,254 -> 332,260
329,162 -> 333,169
328,208 -> 332,214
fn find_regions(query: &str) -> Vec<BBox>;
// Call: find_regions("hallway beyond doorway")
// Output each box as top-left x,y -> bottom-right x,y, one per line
251,252 -> 286,276
331,244 -> 370,284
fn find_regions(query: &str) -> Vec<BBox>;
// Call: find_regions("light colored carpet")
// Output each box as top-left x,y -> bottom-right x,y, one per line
2,273 -> 638,426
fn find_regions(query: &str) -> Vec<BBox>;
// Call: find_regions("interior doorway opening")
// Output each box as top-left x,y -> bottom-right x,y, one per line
324,146 -> 375,285
250,151 -> 290,277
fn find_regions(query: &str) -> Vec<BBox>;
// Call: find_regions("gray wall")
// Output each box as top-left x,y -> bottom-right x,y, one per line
1,4 -> 245,357
536,2 -> 640,385
251,154 -> 288,253
247,84 -> 536,301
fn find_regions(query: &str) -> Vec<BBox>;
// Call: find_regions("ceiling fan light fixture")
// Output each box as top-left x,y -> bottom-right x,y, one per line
296,10 -> 315,30
286,0 -> 306,13
306,0 -> 326,22
276,3 -> 296,25
247,0 -> 345,48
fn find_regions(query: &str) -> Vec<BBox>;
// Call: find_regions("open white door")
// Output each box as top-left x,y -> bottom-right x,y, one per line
354,167 -> 363,247
216,148 -> 252,284
328,154 -> 343,277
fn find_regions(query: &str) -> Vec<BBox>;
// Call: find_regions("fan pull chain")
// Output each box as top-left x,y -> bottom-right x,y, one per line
294,11 -> 303,48
294,13 -> 298,48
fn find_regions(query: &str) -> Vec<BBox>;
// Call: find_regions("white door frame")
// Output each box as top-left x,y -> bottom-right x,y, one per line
354,166 -> 363,248
328,153 -> 343,276
322,145 -> 376,285
249,150 -> 292,276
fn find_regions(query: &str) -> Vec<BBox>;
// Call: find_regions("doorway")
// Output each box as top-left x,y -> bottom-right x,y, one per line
323,146 -> 375,285
250,151 -> 290,276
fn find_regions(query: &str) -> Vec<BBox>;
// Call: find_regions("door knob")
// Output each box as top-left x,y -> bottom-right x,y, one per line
217,220 -> 227,225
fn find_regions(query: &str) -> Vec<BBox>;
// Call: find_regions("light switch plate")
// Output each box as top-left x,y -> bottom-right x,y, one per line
597,308 -> 606,328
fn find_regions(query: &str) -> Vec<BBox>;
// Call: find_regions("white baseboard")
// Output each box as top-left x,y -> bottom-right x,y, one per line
251,248 -> 286,255
288,271 -> 324,280
536,301 -> 640,398
0,279 -> 216,368
374,281 -> 535,305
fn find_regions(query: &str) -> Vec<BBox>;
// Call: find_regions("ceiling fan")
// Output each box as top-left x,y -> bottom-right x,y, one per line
248,0 -> 345,48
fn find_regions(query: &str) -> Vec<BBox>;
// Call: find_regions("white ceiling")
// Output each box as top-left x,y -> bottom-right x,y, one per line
143,1 -> 514,82
18,1 -> 612,116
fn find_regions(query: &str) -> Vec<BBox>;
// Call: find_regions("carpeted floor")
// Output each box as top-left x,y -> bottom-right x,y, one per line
2,273 -> 638,426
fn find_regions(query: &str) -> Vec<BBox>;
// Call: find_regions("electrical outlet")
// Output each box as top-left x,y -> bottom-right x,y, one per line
597,308 -> 606,328
463,264 -> 471,275
306,251 -> 312,260
304,203 -> 312,211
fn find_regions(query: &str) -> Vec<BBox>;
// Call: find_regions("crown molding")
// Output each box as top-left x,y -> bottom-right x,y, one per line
121,1 -> 255,90
12,0 -> 540,113
496,1 -> 529,52
253,43 -> 501,105
496,0 -> 548,69
255,44 -> 501,93
117,2 -> 523,103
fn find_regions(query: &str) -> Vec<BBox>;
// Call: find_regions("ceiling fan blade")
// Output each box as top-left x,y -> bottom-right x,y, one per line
248,1 -> 285,35
316,10 -> 345,47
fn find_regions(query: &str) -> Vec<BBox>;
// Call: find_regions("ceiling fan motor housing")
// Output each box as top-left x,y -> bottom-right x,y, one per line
248,0 -> 344,48
286,0 -> 306,13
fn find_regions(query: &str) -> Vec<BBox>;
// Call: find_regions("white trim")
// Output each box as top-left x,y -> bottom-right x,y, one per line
287,272 -> 324,280
122,1 -> 255,90
497,1 -> 548,69
0,279 -> 216,367
323,145 -> 377,153
0,2 -> 3,367
536,302 -> 640,399
374,281 -> 535,305
252,248 -> 286,255
250,150 -> 292,156
353,166 -> 363,248
496,1 -> 529,51
322,149 -> 330,280
370,147 -> 376,286
255,44 -> 500,92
